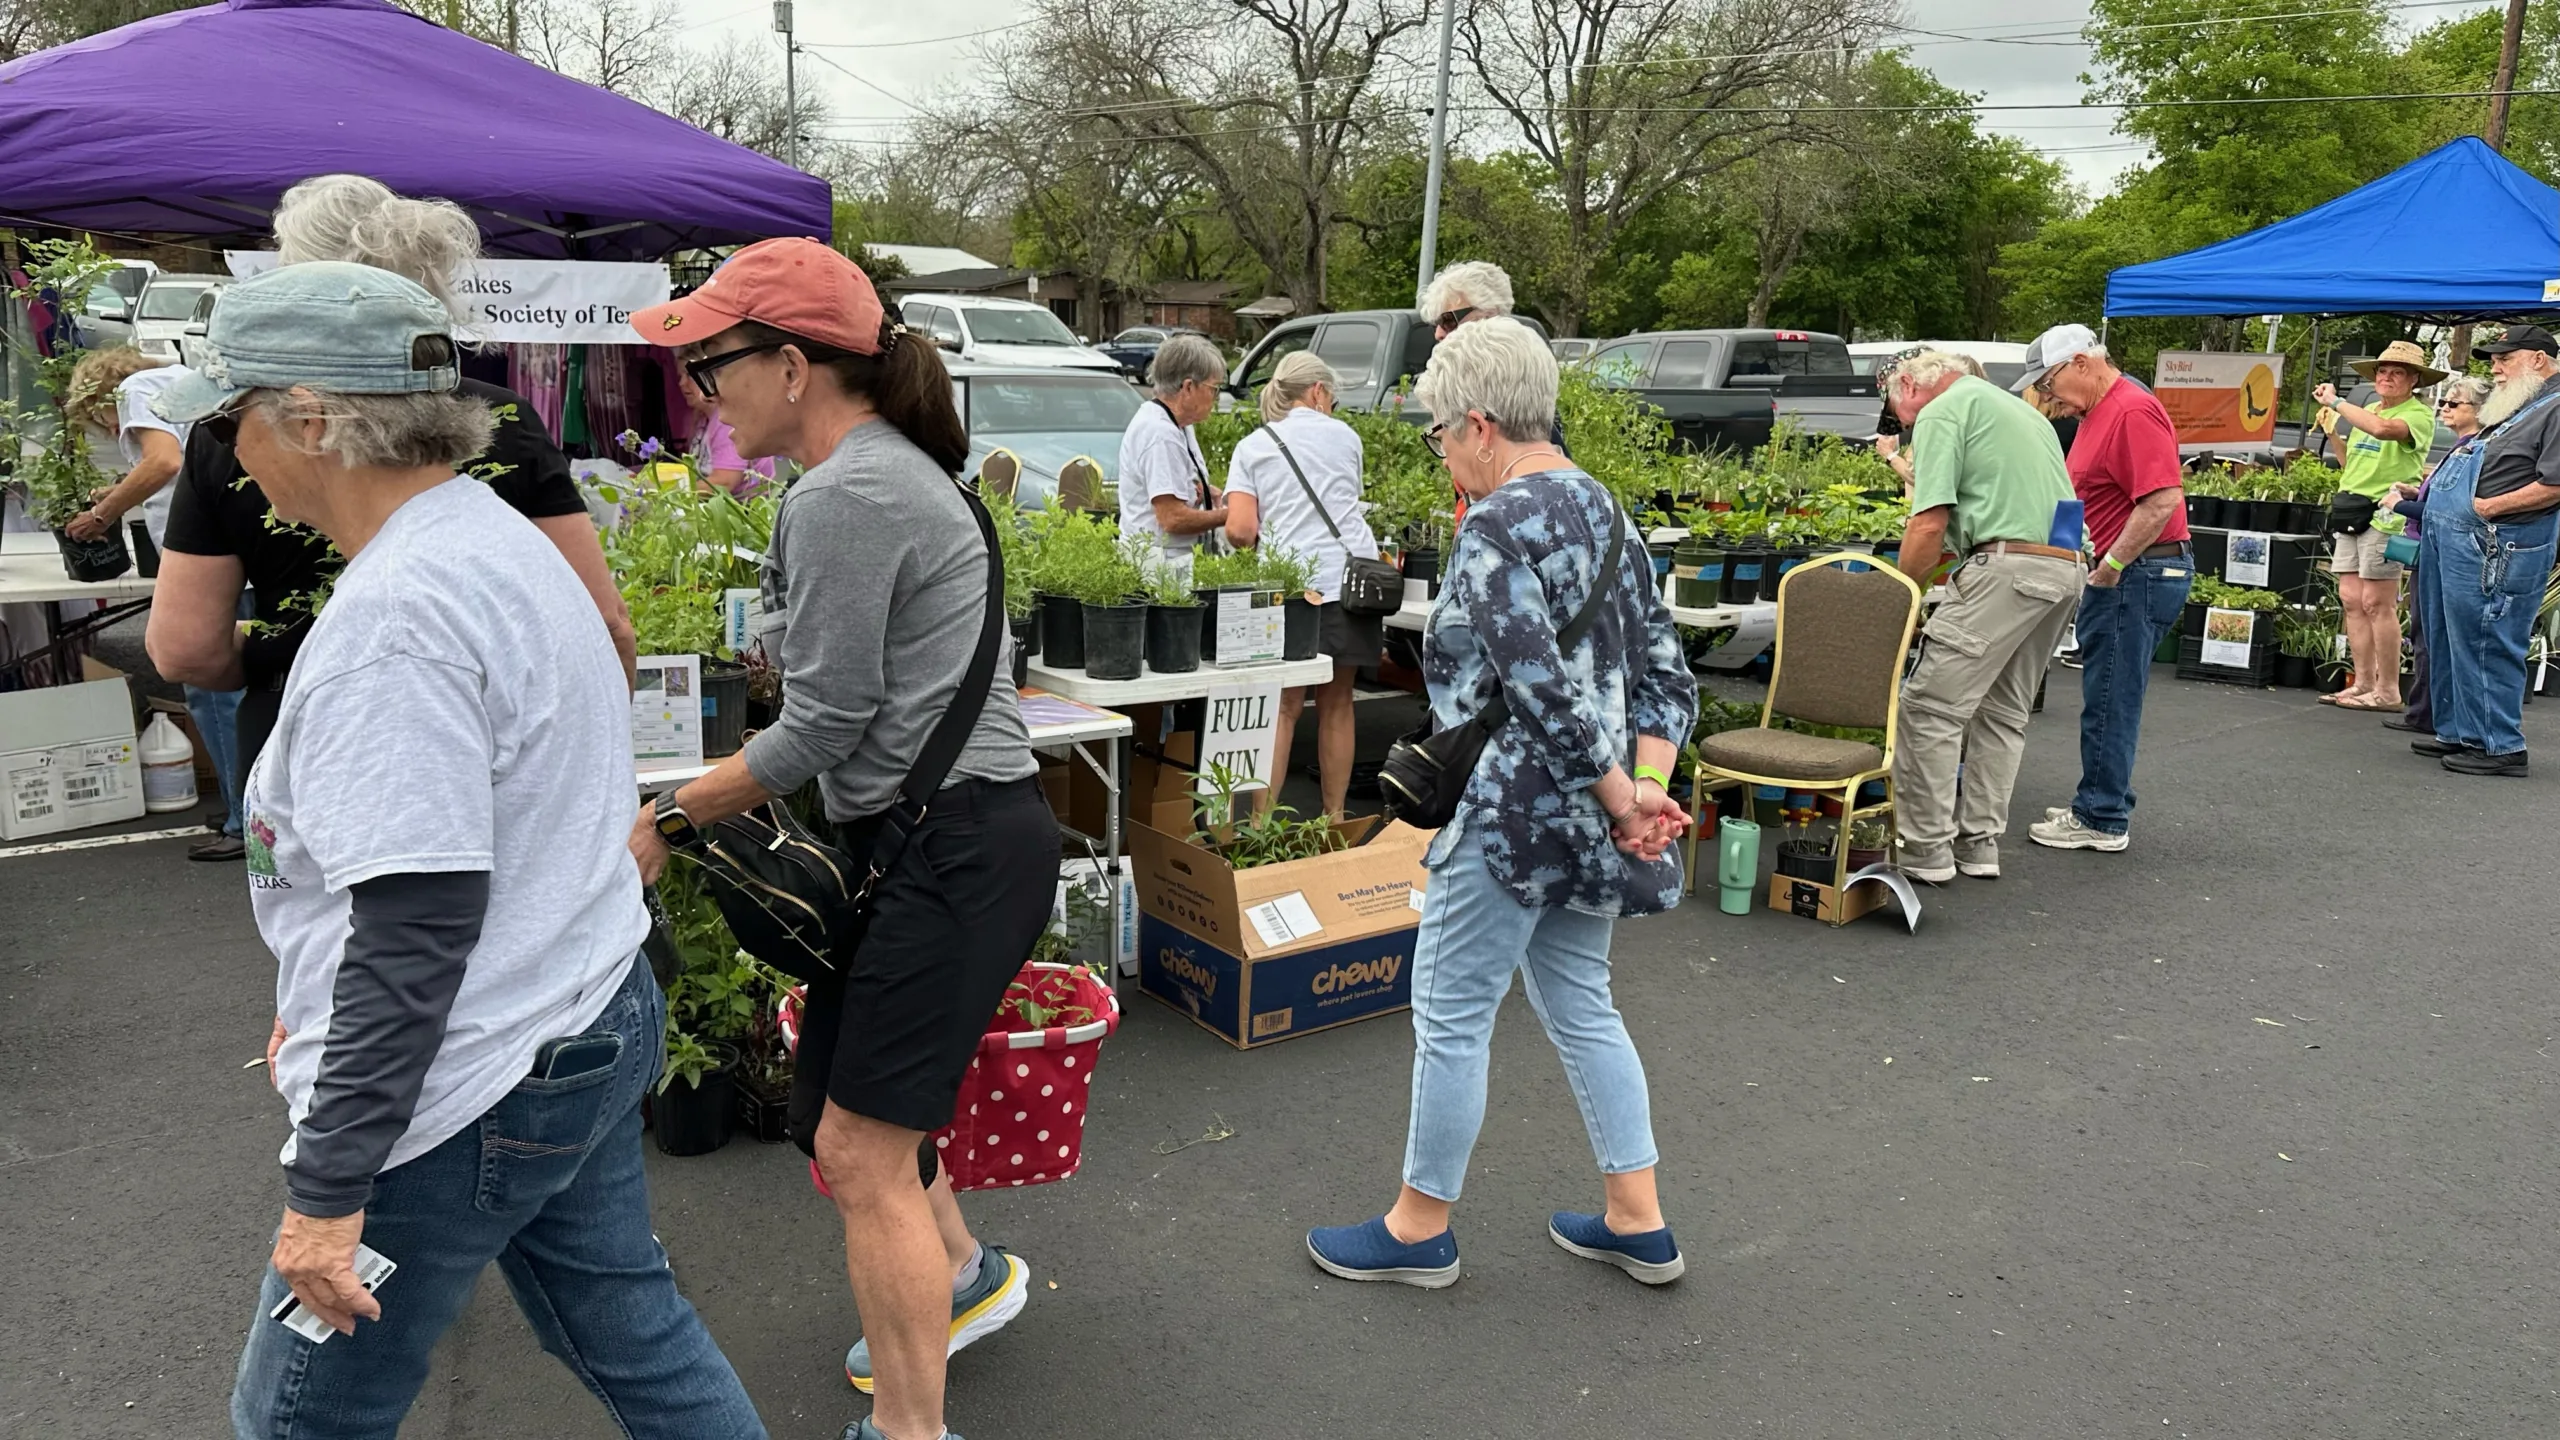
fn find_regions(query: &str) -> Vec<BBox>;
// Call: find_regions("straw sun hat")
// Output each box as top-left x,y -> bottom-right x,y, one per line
2349,340 -> 2448,386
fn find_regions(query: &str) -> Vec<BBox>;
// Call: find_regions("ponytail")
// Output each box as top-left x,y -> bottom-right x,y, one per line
1259,349 -> 1337,424
726,319 -> 970,475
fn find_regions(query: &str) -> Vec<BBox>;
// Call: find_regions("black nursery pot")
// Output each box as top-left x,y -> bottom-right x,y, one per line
1283,596 -> 1322,661
1038,592 -> 1086,670
2246,499 -> 2289,533
1145,603 -> 1203,674
735,1082 -> 791,1144
653,1057 -> 738,1157
1761,546 -> 1807,603
2274,653 -> 2316,689
2315,666 -> 2350,695
1081,601 -> 1147,680
2187,494 -> 2226,528
1009,615 -> 1036,689
1775,839 -> 1835,883
1720,545 -> 1767,606
2181,602 -> 2207,638
699,659 -> 750,758
128,519 -> 161,579
2284,501 -> 2328,535
1402,548 -> 1442,597
54,526 -> 130,583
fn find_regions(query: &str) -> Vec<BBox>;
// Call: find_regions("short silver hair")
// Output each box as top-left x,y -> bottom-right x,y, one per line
1414,316 -> 1556,444
2441,373 -> 2493,406
1259,350 -> 1336,423
1418,260 -> 1514,322
1149,332 -> 1226,394
1891,347 -> 1979,394
247,386 -> 495,471
273,174 -> 483,320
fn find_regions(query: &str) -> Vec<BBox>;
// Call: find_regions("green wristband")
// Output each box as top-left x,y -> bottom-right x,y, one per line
2102,553 -> 2127,573
1635,763 -> 1672,787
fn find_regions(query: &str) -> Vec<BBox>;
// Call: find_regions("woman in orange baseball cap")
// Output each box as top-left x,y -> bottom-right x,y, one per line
626,238 -> 1055,1440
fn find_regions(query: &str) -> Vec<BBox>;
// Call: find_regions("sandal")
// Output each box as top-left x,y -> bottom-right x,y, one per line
2317,692 -> 2358,706
2337,695 -> 2405,712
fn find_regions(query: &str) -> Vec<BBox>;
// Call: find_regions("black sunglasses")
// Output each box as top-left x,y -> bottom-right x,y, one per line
2438,397 -> 2474,409
1433,306 -> 1477,333
1425,421 -> 1449,458
203,403 -> 244,447
685,342 -> 786,400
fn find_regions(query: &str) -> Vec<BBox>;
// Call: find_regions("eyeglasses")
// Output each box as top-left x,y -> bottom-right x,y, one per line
684,342 -> 785,400
1433,306 -> 1477,334
202,400 -> 247,447
2030,363 -> 2065,398
1424,420 -> 1449,458
2438,398 -> 2475,409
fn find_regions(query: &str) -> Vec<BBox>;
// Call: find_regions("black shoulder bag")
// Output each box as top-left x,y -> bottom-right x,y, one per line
1377,502 -> 1625,830
1267,428 -> 1404,617
681,483 -> 1006,981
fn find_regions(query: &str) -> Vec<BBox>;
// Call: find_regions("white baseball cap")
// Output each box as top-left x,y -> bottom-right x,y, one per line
2013,323 -> 2100,393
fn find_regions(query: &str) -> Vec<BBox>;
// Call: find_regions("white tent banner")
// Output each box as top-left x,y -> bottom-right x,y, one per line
225,253 -> 669,344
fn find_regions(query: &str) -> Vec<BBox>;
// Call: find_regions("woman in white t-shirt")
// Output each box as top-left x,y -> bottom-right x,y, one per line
1224,351 -> 1382,818
62,346 -> 190,551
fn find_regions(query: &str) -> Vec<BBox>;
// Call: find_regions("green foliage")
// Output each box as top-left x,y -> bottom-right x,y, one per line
982,489 -> 1038,620
658,1030 -> 724,1095
599,476 -> 772,657
1253,544 -> 1315,597
1190,548 -> 1266,589
652,859 -> 795,1096
1145,565 -> 1201,607
1191,761 -> 1342,865
1029,512 -> 1145,606
3,238 -> 120,528
2192,575 -> 2280,611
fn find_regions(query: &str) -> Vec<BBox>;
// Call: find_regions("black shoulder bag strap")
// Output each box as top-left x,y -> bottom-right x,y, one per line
1269,428 -> 1345,540
1474,498 -> 1625,735
862,482 -> 1006,896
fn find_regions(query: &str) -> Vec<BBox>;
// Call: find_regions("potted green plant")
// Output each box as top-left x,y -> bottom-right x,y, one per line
2273,606 -> 2331,688
4,239 -> 127,581
652,1030 -> 739,1156
1073,539 -> 1150,680
1028,508 -> 1115,670
1143,566 -> 1203,674
601,467 -> 771,756
981,490 -> 1040,685
1256,545 -> 1321,660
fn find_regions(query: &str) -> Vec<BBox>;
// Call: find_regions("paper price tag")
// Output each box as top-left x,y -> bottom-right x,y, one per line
1243,891 -> 1324,949
1408,885 -> 1427,912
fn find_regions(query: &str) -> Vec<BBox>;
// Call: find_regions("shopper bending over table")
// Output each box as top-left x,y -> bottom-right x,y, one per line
1222,350 -> 1382,817
625,239 -> 1056,1440
1305,317 -> 1696,1292
148,175 -> 634,788
1877,347 -> 2084,883
2312,339 -> 2441,711
181,262 -> 764,1439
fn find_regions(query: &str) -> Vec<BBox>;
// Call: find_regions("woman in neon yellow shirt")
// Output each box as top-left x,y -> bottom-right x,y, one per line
2313,340 -> 2441,710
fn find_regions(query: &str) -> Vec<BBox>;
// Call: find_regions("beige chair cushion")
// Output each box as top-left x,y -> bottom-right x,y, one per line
1772,563 -> 1918,729
1698,726 -> 1884,783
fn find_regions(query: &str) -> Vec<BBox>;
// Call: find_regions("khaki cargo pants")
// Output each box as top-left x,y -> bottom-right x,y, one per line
1892,551 -> 2084,864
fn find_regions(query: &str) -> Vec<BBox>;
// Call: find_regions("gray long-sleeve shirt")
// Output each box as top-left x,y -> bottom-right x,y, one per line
742,421 -> 1037,821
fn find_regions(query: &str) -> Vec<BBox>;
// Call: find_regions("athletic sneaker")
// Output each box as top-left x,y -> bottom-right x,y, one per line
1896,844 -> 1955,885
1952,839 -> 2000,879
1549,1211 -> 1685,1285
842,1421 -> 962,1440
1306,1216 -> 1460,1288
2028,811 -> 2129,852
845,1245 -> 1029,1395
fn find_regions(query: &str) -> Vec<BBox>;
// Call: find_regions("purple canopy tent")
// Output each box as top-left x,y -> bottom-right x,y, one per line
0,0 -> 830,259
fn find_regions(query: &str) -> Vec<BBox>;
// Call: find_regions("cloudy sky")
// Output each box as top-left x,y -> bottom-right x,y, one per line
681,0 -> 2500,197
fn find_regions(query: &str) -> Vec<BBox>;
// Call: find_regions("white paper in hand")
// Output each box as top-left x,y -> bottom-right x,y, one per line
270,1243 -> 397,1344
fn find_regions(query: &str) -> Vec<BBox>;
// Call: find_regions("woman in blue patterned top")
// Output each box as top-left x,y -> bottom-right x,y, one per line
1306,317 -> 1699,1290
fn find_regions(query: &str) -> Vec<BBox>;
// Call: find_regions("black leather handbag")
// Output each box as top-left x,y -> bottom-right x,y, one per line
1269,429 -> 1404,617
678,483 -> 1005,981
2328,491 -> 2379,536
1377,503 -> 1624,829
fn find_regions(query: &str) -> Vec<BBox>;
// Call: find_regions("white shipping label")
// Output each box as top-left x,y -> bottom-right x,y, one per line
1243,891 -> 1325,949
1409,884 -> 1428,912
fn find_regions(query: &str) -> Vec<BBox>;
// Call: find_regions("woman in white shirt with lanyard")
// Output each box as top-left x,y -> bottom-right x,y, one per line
1116,333 -> 1229,581
1224,351 -> 1383,818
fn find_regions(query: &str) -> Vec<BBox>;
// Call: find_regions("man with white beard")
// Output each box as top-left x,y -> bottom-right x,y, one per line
2406,324 -> 2560,777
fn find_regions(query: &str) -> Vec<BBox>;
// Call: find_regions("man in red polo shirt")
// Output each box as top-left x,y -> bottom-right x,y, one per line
2015,323 -> 2193,854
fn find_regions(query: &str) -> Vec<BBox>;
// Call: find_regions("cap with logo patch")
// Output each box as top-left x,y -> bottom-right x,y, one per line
2476,324 -> 2559,357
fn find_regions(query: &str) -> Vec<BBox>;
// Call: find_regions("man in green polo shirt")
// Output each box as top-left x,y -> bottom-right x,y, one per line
1876,348 -> 2084,883
2311,339 -> 2440,711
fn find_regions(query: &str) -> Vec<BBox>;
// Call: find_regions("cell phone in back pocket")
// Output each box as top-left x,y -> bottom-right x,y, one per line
530,1032 -> 621,1082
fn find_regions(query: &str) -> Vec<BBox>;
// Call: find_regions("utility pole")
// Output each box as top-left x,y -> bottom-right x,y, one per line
2453,0 -> 2529,369
774,0 -> 800,171
1413,0 -> 1458,302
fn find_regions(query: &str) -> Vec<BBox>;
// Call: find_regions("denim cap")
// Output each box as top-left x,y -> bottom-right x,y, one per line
152,260 -> 459,424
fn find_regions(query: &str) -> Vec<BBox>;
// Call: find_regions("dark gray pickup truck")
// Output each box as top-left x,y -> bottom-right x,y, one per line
1582,329 -> 1878,453
1224,308 -> 1550,415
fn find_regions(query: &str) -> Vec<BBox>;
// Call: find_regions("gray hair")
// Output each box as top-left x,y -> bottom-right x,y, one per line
2441,373 -> 2493,406
1149,332 -> 1226,394
247,386 -> 495,471
273,174 -> 483,320
1259,350 -> 1336,423
1418,260 -> 1514,322
1414,316 -> 1556,444
1891,347 -> 1978,394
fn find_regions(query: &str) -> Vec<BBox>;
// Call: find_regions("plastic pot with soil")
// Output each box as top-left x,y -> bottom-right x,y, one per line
1720,544 -> 1769,606
2181,602 -> 2207,638
2274,653 -> 2316,689
1282,596 -> 1321,660
653,1041 -> 739,1157
1144,598 -> 1203,674
1775,839 -> 1836,883
55,526 -> 131,583
1038,593 -> 1086,669
2187,494 -> 2227,528
2246,499 -> 2288,533
1671,538 -> 1725,608
1081,601 -> 1148,680
1010,614 -> 1036,689
1401,548 -> 1442,599
699,659 -> 750,757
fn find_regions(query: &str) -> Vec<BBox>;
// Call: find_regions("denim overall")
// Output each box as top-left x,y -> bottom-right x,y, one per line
2416,392 -> 2560,758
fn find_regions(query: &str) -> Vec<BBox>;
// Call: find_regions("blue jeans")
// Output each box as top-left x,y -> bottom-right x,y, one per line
231,958 -> 765,1440
2420,472 -> 2559,758
2070,552 -> 2191,834
1402,829 -> 1658,1202
186,684 -> 245,836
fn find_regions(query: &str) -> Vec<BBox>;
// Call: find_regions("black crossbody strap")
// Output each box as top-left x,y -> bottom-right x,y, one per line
1475,497 -> 1625,733
867,484 -> 1006,877
1267,429 -> 1345,542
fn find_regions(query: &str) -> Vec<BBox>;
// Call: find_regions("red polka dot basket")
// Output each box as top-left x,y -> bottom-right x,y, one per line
781,962 -> 1121,1193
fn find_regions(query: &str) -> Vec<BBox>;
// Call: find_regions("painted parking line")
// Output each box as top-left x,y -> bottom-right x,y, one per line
0,824 -> 212,861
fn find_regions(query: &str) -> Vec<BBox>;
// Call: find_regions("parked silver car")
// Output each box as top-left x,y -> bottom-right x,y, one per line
951,363 -> 1144,509
131,273 -> 227,362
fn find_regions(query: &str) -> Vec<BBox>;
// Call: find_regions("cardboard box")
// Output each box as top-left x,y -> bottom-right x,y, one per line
0,671 -> 145,841
1128,814 -> 1435,1047
1767,870 -> 1889,926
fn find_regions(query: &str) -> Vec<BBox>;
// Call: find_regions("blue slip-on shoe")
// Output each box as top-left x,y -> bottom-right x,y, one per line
842,1421 -> 962,1440
1549,1211 -> 1686,1285
1306,1216 -> 1460,1288
846,1245 -> 1029,1393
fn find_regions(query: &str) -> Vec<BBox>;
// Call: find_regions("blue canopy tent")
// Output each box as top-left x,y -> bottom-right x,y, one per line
2104,137 -> 2560,320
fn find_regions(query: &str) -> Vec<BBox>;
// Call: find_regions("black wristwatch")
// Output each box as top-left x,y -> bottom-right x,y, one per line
651,793 -> 702,850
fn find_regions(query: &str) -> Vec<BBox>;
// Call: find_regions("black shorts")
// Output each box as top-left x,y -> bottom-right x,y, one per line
1318,602 -> 1383,666
787,777 -> 1059,1152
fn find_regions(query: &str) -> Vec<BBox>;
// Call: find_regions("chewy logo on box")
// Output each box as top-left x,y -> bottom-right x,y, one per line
1138,912 -> 1414,1050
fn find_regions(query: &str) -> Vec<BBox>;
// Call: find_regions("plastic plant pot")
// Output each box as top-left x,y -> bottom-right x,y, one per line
1081,601 -> 1147,680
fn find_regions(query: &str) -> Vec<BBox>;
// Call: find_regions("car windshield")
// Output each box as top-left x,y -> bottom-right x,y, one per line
139,283 -> 214,321
965,306 -> 1080,346
967,374 -> 1144,433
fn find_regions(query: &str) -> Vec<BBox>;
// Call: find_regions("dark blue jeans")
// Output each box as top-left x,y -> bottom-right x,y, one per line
231,957 -> 765,1439
2071,553 -> 2192,834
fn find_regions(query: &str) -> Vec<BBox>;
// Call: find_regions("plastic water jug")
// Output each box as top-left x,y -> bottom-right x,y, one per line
1716,816 -> 1761,916
139,711 -> 199,813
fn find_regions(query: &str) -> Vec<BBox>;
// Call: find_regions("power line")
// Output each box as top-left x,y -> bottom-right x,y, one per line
797,20 -> 1031,49
796,44 -> 927,115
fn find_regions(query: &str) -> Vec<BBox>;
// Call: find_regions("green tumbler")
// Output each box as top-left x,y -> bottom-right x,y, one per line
1716,816 -> 1762,915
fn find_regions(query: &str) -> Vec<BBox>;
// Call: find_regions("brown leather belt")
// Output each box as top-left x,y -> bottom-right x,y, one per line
1969,540 -> 2082,562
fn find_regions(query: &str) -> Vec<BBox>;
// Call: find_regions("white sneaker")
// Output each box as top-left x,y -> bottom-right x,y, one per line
1897,846 -> 1955,884
2029,812 -> 2129,852
1953,842 -> 2000,879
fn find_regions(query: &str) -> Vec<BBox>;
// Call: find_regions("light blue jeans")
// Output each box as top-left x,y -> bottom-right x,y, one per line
1402,829 -> 1659,1201
185,684 -> 244,837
